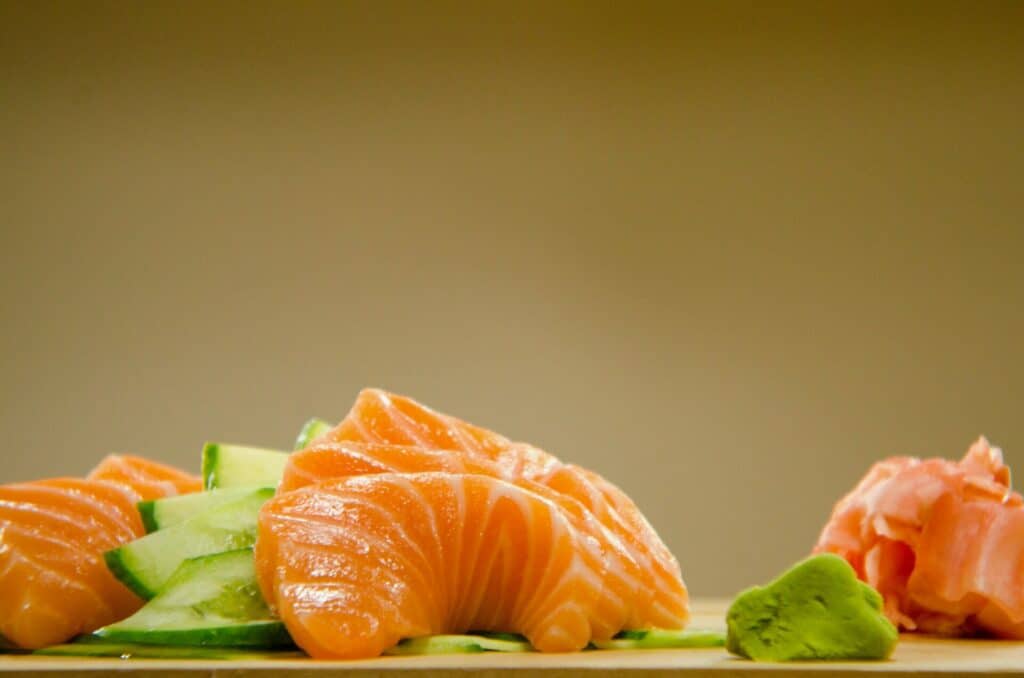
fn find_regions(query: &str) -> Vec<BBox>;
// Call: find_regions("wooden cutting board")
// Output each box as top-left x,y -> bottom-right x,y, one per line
2,600 -> 1023,677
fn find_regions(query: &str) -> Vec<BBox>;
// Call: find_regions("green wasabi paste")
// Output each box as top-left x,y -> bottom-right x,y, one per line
726,553 -> 898,661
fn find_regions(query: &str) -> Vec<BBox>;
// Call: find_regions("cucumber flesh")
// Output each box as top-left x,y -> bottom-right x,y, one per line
385,634 -> 533,655
471,631 -> 529,642
294,418 -> 333,450
138,487 -> 270,533
105,488 -> 274,599
386,629 -> 723,654
36,643 -> 301,660
202,443 -> 288,489
96,548 -> 292,648
591,628 -> 725,650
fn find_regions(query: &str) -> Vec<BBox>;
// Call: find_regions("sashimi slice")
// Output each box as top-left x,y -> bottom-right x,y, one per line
0,455 -> 199,648
315,388 -> 689,629
88,454 -> 202,501
321,389 -> 526,459
539,464 -> 689,628
278,442 -> 497,493
0,478 -> 144,648
256,473 -> 613,658
316,389 -> 562,480
814,436 -> 1024,636
278,442 -> 645,637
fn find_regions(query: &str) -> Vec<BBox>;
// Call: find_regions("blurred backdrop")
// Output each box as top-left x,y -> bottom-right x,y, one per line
2,1 -> 1022,596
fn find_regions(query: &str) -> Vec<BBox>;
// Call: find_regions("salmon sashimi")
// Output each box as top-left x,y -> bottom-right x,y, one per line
538,464 -> 688,627
813,436 -> 1024,636
0,456 -> 201,648
278,441 -> 509,493
315,388 -> 562,480
279,442 -> 647,637
256,472 -> 626,658
88,454 -> 202,501
309,388 -> 689,629
0,478 -> 144,648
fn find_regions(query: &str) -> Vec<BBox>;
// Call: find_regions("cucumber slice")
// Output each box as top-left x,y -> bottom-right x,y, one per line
96,549 -> 291,648
105,488 -> 274,599
472,631 -> 529,642
138,487 -> 270,533
591,628 -> 725,650
294,418 -> 332,450
385,634 -> 533,655
202,443 -> 288,489
36,643 -> 301,660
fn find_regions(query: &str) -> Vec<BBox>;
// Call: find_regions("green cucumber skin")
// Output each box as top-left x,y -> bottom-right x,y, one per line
202,443 -> 288,490
385,634 -> 533,655
138,500 -> 160,534
104,549 -> 160,600
387,629 -> 723,654
201,444 -> 219,490
94,622 -> 293,649
591,628 -> 725,650
105,489 -> 274,599
137,487 -> 271,533
470,631 -> 528,643
35,643 -> 302,660
98,548 -> 289,649
294,418 -> 333,450
386,638 -> 485,655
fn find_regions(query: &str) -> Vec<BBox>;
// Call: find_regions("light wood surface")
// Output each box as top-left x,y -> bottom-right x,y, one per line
2,600 -> 1023,676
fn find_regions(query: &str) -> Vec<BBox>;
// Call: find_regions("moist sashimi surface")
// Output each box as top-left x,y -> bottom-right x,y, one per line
814,436 -> 1024,636
0,478 -> 144,648
538,464 -> 689,627
279,442 -> 507,493
0,456 -> 201,648
256,472 -> 618,658
310,388 -> 689,630
280,442 -> 647,636
88,454 -> 202,501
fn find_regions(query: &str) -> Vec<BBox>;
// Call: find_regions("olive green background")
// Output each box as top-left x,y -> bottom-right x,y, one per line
2,2 -> 1022,596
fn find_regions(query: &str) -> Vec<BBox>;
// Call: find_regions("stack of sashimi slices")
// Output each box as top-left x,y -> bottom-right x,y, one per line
0,389 -> 713,660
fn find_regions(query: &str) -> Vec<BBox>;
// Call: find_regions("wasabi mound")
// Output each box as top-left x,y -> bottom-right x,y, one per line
726,554 -> 897,661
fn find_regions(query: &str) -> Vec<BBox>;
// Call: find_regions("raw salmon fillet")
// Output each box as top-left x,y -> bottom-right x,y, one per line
257,472 -> 629,658
279,442 -> 508,493
89,454 -> 202,501
306,388 -> 689,629
280,442 -> 647,637
315,388 -> 561,480
0,457 -> 201,648
814,437 -> 1024,636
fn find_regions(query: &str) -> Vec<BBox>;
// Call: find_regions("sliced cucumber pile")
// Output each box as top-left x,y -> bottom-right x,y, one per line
385,629 -> 724,655
293,417 -> 332,450
105,488 -> 274,599
385,634 -> 533,655
591,628 -> 725,650
202,443 -> 288,490
138,486 -> 271,533
96,549 -> 291,648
